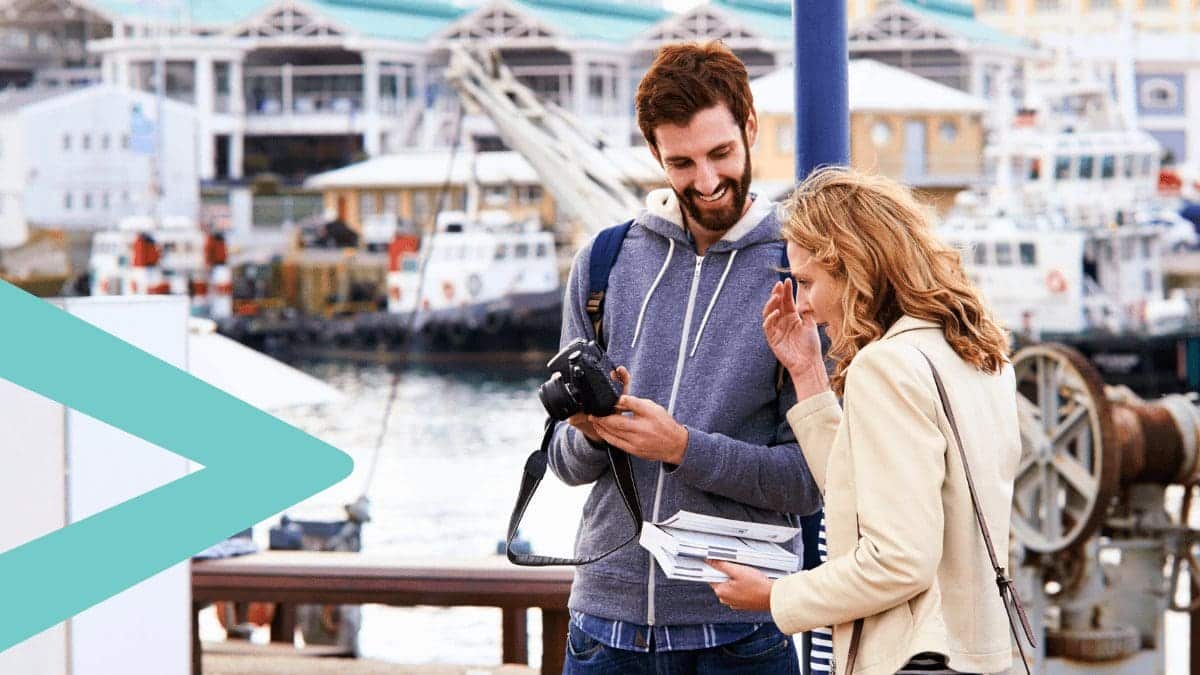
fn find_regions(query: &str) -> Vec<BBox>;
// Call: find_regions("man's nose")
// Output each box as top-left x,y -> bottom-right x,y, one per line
695,161 -> 720,195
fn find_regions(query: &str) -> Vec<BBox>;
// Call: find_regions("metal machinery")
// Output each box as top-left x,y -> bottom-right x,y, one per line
1012,343 -> 1200,672
442,45 -> 657,239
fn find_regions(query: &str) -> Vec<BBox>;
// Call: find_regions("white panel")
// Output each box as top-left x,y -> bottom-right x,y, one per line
59,296 -> 191,675
0,379 -> 68,675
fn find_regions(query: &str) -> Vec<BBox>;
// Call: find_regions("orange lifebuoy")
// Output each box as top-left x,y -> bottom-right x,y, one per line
1046,269 -> 1068,294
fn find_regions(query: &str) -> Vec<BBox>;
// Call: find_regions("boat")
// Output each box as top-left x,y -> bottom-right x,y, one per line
382,209 -> 560,348
940,76 -> 1200,396
88,215 -> 233,319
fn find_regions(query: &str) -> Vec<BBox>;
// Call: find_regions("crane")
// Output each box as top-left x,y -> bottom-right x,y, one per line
442,44 -> 661,238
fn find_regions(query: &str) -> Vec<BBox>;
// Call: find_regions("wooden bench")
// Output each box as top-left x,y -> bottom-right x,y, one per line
192,552 -> 573,674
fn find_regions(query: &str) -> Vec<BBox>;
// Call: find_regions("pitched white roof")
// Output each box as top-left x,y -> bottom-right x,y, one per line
752,59 -> 988,115
306,148 -> 664,190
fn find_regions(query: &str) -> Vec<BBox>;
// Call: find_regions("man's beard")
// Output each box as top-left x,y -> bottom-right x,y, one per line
676,145 -> 752,234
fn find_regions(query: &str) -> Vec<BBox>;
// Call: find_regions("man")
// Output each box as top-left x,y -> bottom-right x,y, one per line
547,41 -> 820,673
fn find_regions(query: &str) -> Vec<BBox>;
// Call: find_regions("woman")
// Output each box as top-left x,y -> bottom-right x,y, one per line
709,168 -> 1021,674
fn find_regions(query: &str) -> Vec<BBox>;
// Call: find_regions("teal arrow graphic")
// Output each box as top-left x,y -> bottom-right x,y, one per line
0,281 -> 353,650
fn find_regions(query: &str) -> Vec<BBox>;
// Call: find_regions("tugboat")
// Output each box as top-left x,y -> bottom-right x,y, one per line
940,77 -> 1200,396
383,209 -> 559,347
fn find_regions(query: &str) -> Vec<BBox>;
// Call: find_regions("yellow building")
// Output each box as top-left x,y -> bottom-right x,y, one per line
304,148 -> 664,238
751,59 -> 989,213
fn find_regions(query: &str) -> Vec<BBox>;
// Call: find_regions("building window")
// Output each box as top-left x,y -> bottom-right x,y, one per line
1090,0 -> 1114,7
1123,154 -> 1135,177
870,121 -> 892,146
1054,156 -> 1071,179
82,134 -> 91,150
62,133 -> 71,151
122,134 -> 130,149
1078,155 -> 1095,179
1019,242 -> 1037,266
64,192 -> 72,209
102,192 -> 110,210
1035,0 -> 1062,9
1142,0 -> 1170,8
995,243 -> 1013,266
1101,155 -> 1116,179
1141,78 -> 1179,110
101,133 -> 110,150
983,0 -> 1006,10
938,120 -> 958,143
973,243 -> 987,265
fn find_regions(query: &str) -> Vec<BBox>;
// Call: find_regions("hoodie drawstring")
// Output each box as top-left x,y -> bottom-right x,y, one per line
689,249 -> 737,357
631,238 -> 675,348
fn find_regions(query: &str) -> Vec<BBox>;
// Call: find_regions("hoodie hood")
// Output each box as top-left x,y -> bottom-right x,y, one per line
640,187 -> 781,253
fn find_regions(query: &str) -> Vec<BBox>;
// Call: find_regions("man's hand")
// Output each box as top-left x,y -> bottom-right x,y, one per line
708,560 -> 775,612
566,366 -> 631,444
588,394 -> 689,465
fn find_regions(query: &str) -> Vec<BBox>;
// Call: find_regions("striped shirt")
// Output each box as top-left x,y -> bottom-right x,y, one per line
810,515 -> 962,674
570,610 -> 761,652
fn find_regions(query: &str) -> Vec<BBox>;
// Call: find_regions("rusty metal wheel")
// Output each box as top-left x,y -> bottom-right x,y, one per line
1012,344 -> 1121,553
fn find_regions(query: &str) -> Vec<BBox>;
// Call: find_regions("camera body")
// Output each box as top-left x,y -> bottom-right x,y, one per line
538,338 -> 621,420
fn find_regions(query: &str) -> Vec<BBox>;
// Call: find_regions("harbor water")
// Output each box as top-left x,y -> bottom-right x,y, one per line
214,356 -> 1190,673
235,355 -> 588,669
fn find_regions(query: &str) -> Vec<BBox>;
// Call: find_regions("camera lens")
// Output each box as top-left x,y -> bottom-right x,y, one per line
538,372 -> 582,420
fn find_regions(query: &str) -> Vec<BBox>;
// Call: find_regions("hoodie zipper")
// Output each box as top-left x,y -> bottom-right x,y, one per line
647,252 -> 705,625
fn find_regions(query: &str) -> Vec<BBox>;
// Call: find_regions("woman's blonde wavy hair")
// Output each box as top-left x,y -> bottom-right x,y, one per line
781,167 -> 1009,395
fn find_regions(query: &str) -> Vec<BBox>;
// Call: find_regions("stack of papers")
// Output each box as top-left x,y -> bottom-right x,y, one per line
639,511 -> 801,583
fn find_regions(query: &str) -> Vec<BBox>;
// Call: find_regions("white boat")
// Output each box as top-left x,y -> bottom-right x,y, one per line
940,78 -> 1195,340
88,215 -> 232,319
384,209 -> 560,338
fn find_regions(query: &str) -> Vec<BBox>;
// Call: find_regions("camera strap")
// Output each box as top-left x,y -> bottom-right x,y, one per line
506,416 -> 643,566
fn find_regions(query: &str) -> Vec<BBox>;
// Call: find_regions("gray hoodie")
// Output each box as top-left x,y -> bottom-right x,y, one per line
548,188 -> 822,627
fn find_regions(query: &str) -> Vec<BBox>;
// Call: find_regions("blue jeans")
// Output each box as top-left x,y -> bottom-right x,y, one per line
562,622 -> 801,675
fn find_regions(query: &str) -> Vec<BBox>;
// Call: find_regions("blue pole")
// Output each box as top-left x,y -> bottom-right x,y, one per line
792,5 -> 846,674
793,0 -> 849,180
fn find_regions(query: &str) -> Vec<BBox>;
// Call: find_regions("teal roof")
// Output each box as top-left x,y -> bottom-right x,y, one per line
85,0 -> 465,41
901,0 -> 974,19
711,0 -> 791,42
511,0 -> 669,42
900,0 -> 1031,50
312,0 -> 466,41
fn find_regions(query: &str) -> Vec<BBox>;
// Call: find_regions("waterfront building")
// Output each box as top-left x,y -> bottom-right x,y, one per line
0,0 -> 809,184
0,84 -> 198,231
849,0 -> 1200,165
753,59 -> 989,213
303,147 -> 663,235
847,0 -> 1038,133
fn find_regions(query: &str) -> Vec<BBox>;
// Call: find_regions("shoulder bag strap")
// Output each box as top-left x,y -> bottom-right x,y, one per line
918,350 -> 1036,675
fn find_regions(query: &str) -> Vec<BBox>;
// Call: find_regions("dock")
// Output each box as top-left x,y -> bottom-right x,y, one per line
192,552 -> 573,675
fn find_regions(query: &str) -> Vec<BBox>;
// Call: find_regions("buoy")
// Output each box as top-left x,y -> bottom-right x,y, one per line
1046,269 -> 1068,294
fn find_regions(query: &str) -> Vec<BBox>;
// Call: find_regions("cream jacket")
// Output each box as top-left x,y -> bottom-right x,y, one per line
770,316 -> 1021,675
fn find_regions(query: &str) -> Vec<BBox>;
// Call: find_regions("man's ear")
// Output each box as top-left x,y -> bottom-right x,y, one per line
745,110 -> 759,149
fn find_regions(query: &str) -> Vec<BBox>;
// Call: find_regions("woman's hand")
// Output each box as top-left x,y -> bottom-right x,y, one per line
708,560 -> 774,612
762,279 -> 824,387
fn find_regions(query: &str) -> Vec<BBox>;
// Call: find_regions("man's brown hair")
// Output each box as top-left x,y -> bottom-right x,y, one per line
635,41 -> 754,151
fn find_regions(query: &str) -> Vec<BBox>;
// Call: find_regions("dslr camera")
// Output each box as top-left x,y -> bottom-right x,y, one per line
538,338 -> 622,420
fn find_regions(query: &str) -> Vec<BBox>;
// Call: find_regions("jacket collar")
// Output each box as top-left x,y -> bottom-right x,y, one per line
883,315 -> 941,340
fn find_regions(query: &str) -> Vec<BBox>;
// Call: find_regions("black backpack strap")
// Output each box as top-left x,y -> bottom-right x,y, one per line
507,220 -> 643,567
776,242 -> 790,392
586,219 -> 633,350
